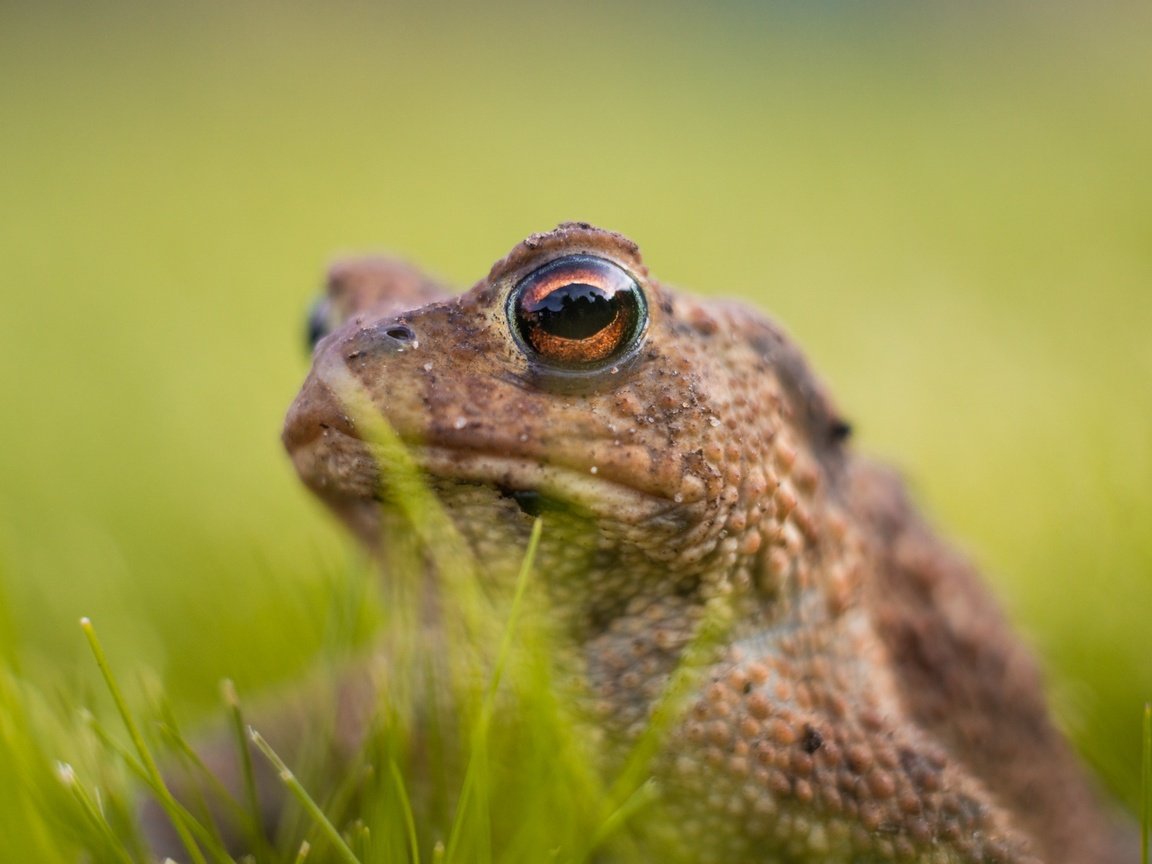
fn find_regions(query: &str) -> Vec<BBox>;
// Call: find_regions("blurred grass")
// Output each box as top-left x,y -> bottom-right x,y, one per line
0,0 -> 1149,859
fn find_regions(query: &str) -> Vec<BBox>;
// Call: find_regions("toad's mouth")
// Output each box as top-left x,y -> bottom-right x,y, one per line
288,424 -> 686,530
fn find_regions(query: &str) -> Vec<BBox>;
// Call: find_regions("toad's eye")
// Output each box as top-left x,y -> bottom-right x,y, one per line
306,296 -> 335,351
509,255 -> 647,369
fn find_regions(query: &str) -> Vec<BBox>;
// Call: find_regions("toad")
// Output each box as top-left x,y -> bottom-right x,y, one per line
276,224 -> 1132,862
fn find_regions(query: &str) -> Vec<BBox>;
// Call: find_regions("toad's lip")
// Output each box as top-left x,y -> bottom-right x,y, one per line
287,423 -> 687,529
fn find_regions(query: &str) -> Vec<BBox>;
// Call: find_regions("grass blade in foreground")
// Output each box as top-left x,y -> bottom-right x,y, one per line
249,727 -> 362,864
222,679 -> 276,861
442,518 -> 542,864
1142,702 -> 1150,864
79,617 -> 214,864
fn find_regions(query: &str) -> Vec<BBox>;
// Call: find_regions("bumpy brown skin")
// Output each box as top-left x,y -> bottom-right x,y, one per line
283,223 -> 1130,863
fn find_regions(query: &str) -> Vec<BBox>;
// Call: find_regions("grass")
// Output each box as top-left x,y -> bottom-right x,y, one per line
16,543 -> 1152,863
53,517 -> 673,863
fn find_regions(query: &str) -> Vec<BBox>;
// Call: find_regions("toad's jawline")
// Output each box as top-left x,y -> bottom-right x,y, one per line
291,427 -> 691,527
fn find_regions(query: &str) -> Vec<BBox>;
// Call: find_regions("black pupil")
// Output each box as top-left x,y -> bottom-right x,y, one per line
527,283 -> 616,339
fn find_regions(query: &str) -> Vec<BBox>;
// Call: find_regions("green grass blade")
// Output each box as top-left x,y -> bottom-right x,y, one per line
222,680 -> 273,859
443,518 -> 542,864
80,617 -> 213,864
388,757 -> 420,864
1142,702 -> 1150,864
249,728 -> 362,864
587,595 -> 733,854
55,762 -> 136,864
81,707 -> 241,863
587,778 -> 658,854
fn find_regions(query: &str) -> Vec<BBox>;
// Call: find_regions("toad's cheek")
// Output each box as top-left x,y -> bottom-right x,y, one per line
283,364 -> 696,537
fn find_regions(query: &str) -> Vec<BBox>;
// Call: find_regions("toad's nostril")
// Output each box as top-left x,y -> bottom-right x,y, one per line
384,324 -> 416,342
341,321 -> 420,360
372,322 -> 418,353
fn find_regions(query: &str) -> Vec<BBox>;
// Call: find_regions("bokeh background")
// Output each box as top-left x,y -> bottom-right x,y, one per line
1,1 -> 1149,858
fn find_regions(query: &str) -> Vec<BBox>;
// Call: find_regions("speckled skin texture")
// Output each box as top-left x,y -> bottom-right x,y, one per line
283,224 -> 1131,863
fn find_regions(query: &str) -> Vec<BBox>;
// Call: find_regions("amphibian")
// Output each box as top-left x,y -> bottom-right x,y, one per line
218,223 -> 1136,862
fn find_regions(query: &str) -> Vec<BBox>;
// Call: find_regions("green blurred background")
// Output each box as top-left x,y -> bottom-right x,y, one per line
1,0 -> 1149,857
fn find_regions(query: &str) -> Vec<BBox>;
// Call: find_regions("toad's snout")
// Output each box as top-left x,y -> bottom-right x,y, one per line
282,368 -> 353,455
285,318 -> 424,453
